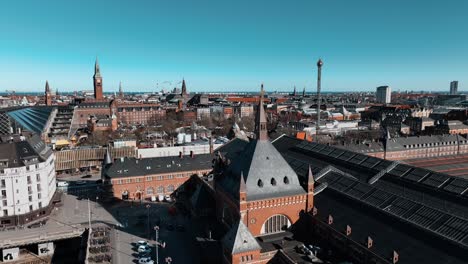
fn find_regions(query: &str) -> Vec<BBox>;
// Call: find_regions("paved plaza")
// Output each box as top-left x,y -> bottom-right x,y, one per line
1,188 -> 199,264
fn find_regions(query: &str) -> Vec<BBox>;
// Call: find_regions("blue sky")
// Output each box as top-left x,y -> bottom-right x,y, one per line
0,0 -> 467,92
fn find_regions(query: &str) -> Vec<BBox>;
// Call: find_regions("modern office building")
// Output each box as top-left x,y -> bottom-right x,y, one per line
450,81 -> 459,95
0,135 -> 57,226
376,86 -> 391,104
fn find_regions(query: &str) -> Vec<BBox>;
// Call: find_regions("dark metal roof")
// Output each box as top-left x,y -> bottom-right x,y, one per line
273,135 -> 468,263
104,154 -> 213,178
222,220 -> 261,254
0,134 -> 52,168
218,139 -> 306,201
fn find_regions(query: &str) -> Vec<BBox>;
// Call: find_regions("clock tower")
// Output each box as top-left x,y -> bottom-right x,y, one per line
93,58 -> 103,100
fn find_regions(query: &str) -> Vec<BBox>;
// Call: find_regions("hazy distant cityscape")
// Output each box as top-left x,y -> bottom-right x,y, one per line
1,1 -> 468,264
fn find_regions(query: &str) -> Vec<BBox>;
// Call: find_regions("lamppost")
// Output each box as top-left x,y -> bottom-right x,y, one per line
154,226 -> 159,264
146,204 -> 151,239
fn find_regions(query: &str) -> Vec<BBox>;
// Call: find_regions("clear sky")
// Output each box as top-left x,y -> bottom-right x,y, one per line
1,0 -> 467,93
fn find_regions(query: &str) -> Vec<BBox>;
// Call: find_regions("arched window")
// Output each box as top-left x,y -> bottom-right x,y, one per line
261,214 -> 291,234
283,176 -> 289,184
146,187 -> 154,195
258,179 -> 263,187
167,185 -> 175,193
157,186 -> 165,194
271,178 -> 277,186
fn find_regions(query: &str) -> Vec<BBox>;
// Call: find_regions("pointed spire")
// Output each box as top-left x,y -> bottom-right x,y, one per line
255,84 -> 268,140
240,171 -> 246,193
104,146 -> 112,165
308,165 -> 314,184
45,80 -> 50,93
94,57 -> 101,78
181,78 -> 187,95
293,85 -> 297,96
303,86 -> 306,97
118,81 -> 123,98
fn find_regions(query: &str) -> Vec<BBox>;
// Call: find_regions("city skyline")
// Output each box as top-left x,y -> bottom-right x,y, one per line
1,0 -> 467,92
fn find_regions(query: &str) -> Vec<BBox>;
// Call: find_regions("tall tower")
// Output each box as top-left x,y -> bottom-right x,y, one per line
118,81 -> 124,99
45,80 -> 52,106
316,59 -> 323,133
450,81 -> 458,95
302,86 -> 306,97
255,84 -> 268,141
93,58 -> 103,100
181,79 -> 187,96
293,85 -> 297,97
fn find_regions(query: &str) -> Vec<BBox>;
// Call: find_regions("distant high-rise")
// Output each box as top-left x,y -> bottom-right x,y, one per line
450,81 -> 458,95
93,58 -> 103,100
376,86 -> 391,104
45,80 -> 52,106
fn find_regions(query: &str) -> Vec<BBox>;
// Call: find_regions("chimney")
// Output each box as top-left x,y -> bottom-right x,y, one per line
190,150 -> 194,158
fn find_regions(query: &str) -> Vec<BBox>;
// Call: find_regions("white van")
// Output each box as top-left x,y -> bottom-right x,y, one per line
57,181 -> 69,187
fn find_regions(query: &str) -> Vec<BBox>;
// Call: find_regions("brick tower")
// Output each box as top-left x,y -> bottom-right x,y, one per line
93,58 -> 103,100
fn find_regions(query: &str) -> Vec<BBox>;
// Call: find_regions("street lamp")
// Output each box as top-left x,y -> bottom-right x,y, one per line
146,204 -> 151,239
154,226 -> 160,264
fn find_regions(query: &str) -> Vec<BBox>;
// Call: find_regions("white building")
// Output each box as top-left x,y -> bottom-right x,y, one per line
376,86 -> 391,104
0,135 -> 56,226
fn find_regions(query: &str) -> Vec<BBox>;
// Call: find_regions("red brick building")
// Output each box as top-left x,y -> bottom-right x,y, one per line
113,102 -> 166,125
104,151 -> 212,200
212,86 -> 314,263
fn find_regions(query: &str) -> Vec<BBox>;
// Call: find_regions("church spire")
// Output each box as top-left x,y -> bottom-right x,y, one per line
45,80 -> 50,93
94,57 -> 101,78
181,78 -> 187,96
308,165 -> 315,186
118,81 -> 123,98
240,171 -> 246,193
255,84 -> 268,141
45,80 -> 52,106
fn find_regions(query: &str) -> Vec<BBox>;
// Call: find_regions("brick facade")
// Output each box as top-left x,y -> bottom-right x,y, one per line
110,168 -> 211,200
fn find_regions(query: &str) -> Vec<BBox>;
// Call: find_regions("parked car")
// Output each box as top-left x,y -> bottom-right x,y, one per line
158,195 -> 164,202
164,195 -> 172,202
295,244 -> 308,254
76,180 -> 87,185
57,181 -> 69,187
138,257 -> 154,264
137,240 -> 148,247
138,245 -> 151,254
81,174 -> 92,179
